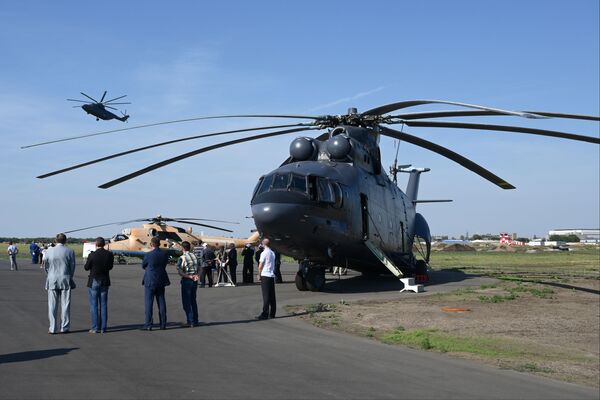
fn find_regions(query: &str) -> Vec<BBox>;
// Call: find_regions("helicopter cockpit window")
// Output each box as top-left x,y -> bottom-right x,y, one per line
112,234 -> 128,242
271,173 -> 290,190
254,175 -> 273,198
289,174 -> 307,194
317,178 -> 334,203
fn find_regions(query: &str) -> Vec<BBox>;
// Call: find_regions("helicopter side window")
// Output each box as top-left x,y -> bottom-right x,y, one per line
317,178 -> 334,203
331,182 -> 343,208
157,232 -> 183,242
272,173 -> 290,190
308,176 -> 318,200
289,174 -> 307,194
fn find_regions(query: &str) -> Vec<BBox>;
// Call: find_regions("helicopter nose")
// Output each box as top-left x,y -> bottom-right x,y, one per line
251,202 -> 310,232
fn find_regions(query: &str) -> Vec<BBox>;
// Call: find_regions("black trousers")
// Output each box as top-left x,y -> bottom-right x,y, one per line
260,276 -> 276,318
242,261 -> 253,283
229,264 -> 237,285
274,263 -> 283,283
200,266 -> 213,287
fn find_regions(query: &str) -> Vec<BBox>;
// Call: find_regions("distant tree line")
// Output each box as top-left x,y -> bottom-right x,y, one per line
549,234 -> 580,242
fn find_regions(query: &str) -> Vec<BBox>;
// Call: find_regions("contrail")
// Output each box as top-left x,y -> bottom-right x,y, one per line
308,86 -> 386,112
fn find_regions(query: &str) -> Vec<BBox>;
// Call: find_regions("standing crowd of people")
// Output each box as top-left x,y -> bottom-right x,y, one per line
9,234 -> 283,334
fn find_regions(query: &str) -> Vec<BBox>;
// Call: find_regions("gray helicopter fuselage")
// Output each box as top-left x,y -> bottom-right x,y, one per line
251,125 -> 421,274
81,103 -> 128,122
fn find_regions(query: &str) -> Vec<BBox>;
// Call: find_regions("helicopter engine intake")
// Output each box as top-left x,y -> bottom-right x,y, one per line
289,137 -> 317,161
326,134 -> 352,160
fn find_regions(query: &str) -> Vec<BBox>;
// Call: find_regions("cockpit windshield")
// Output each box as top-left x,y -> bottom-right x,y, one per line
252,172 -> 342,207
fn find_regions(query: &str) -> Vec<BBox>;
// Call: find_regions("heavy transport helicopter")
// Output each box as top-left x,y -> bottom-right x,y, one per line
31,99 -> 600,290
65,215 -> 258,263
67,91 -> 130,122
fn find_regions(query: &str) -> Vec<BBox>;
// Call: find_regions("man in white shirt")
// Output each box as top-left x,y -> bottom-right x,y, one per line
256,238 -> 276,320
7,242 -> 18,271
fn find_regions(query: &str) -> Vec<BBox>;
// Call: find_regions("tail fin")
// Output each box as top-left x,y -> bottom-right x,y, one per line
403,167 -> 430,202
118,110 -> 129,122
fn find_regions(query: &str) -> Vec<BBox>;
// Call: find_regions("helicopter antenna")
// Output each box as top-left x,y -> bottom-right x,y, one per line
389,122 -> 404,184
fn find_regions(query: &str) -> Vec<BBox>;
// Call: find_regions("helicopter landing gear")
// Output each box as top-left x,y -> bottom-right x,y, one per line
117,254 -> 127,265
296,262 -> 326,292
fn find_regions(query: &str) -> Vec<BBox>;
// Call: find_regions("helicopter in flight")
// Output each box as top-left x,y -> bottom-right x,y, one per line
67,91 -> 130,122
31,99 -> 599,291
64,215 -> 258,263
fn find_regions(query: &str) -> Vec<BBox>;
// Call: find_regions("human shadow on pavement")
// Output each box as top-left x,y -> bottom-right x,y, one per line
0,348 -> 78,364
203,312 -> 309,328
322,269 -> 477,294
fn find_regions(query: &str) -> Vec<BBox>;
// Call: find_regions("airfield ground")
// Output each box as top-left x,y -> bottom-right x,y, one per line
0,248 -> 598,399
289,246 -> 600,388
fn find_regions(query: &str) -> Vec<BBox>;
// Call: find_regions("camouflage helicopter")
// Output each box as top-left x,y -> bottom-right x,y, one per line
65,215 -> 258,263
32,99 -> 599,290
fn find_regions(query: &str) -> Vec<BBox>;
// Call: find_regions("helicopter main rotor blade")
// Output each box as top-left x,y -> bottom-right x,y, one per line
170,218 -> 240,224
36,123 -> 310,179
399,120 -> 600,144
80,92 -> 99,103
66,99 -> 90,103
21,114 -> 319,149
175,220 -> 233,233
99,91 -> 107,103
392,109 -> 600,122
102,94 -> 127,104
98,126 -> 319,189
379,126 -> 515,190
63,219 -> 143,234
364,100 -> 544,119
103,102 -> 131,105
105,106 -> 118,111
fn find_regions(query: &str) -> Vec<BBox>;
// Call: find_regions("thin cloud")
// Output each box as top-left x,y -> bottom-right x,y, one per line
308,86 -> 386,112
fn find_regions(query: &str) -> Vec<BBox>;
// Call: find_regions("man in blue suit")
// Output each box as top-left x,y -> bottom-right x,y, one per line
141,237 -> 170,330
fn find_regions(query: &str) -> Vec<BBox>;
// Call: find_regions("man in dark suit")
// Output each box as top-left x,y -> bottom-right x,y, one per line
141,237 -> 170,330
83,237 -> 114,333
225,243 -> 238,285
241,244 -> 254,284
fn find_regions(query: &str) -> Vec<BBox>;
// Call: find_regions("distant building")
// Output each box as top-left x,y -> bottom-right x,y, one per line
548,229 -> 600,244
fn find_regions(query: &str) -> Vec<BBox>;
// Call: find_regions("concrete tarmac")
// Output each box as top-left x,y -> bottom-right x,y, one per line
0,258 -> 596,399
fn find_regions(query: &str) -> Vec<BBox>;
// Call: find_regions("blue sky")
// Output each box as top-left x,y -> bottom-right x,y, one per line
1,0 -> 598,239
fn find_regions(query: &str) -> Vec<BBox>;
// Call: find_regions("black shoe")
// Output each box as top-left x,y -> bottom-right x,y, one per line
256,314 -> 268,320
141,326 -> 152,331
269,315 -> 276,319
159,326 -> 166,330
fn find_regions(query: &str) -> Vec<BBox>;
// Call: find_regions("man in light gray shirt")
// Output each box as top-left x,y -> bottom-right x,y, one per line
44,233 -> 76,334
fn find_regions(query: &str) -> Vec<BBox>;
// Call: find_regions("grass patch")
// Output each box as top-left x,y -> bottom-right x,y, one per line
431,247 -> 600,279
478,293 -> 518,303
381,328 -> 524,358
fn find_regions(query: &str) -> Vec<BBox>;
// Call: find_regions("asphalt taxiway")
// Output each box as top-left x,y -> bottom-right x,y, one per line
0,259 -> 596,399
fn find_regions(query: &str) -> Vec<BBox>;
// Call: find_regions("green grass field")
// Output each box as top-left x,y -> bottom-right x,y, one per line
430,246 -> 600,279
